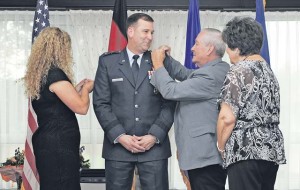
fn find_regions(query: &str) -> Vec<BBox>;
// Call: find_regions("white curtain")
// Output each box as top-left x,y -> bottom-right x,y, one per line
0,10 -> 299,189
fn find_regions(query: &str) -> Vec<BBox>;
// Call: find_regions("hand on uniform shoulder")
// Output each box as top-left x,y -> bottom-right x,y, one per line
158,45 -> 171,56
151,47 -> 167,70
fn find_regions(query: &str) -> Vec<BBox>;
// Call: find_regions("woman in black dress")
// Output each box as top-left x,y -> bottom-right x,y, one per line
24,27 -> 94,190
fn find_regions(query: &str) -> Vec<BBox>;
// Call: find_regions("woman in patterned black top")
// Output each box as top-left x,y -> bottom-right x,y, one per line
24,27 -> 94,190
217,17 -> 286,190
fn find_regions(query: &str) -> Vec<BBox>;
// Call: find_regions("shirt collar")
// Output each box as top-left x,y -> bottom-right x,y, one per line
126,47 -> 143,66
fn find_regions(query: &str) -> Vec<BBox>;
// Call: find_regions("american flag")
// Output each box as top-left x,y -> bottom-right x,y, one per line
22,0 -> 50,189
32,0 -> 50,43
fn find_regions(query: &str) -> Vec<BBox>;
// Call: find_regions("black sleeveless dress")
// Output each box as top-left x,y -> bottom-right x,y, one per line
32,68 -> 81,190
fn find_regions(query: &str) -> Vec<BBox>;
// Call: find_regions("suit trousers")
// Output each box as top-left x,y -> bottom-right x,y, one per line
188,164 -> 227,190
227,160 -> 279,190
105,159 -> 168,190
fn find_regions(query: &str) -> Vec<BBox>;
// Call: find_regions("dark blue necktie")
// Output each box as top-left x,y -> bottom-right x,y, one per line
132,55 -> 139,82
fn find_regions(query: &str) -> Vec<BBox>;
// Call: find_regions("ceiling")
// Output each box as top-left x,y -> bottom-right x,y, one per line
1,0 -> 300,11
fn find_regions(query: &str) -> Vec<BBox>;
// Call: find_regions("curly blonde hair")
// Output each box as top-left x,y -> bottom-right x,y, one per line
24,27 -> 74,100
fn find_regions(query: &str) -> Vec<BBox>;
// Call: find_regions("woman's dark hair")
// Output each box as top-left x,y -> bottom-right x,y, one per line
222,17 -> 263,56
126,13 -> 154,30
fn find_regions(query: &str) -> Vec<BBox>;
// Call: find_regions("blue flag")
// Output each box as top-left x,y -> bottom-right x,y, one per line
32,0 -> 50,43
255,0 -> 270,64
184,0 -> 201,69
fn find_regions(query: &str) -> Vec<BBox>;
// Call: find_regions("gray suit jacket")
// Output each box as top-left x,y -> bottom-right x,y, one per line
151,56 -> 229,170
93,50 -> 176,162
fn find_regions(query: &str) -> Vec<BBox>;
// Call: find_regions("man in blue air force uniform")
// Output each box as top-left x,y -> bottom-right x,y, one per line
93,13 -> 176,190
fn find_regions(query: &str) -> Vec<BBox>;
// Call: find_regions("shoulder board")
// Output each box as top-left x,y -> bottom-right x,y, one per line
102,51 -> 121,57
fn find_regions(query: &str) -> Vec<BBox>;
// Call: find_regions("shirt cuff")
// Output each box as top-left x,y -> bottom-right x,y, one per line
149,134 -> 160,144
156,138 -> 160,144
114,133 -> 125,144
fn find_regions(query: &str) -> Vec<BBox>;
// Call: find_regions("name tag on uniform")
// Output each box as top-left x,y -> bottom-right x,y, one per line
112,78 -> 123,82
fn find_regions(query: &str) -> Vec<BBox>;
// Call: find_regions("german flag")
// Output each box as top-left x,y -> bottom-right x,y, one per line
108,0 -> 128,51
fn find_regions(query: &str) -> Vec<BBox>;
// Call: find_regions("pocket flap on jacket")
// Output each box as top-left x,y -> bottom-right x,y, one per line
189,127 -> 215,138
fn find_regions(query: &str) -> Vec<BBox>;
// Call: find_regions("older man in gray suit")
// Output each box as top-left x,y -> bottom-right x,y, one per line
150,28 -> 229,190
93,13 -> 176,190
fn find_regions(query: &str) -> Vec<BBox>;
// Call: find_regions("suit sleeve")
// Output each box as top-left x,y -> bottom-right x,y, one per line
163,56 -> 193,81
151,66 -> 219,101
93,55 -> 126,144
148,96 -> 176,143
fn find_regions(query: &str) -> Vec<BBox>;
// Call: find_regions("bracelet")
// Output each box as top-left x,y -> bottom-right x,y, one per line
217,142 -> 225,153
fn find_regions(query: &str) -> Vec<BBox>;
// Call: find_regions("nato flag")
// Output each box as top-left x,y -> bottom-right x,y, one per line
256,0 -> 270,65
184,0 -> 201,69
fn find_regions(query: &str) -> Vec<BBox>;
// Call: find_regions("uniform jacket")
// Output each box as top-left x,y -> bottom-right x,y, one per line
93,50 -> 176,162
151,56 -> 230,170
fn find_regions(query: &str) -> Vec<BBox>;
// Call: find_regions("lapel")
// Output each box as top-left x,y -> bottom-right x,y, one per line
136,51 -> 153,89
118,50 -> 135,88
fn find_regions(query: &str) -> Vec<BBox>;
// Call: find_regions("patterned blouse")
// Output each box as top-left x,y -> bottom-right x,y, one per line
218,60 -> 286,168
